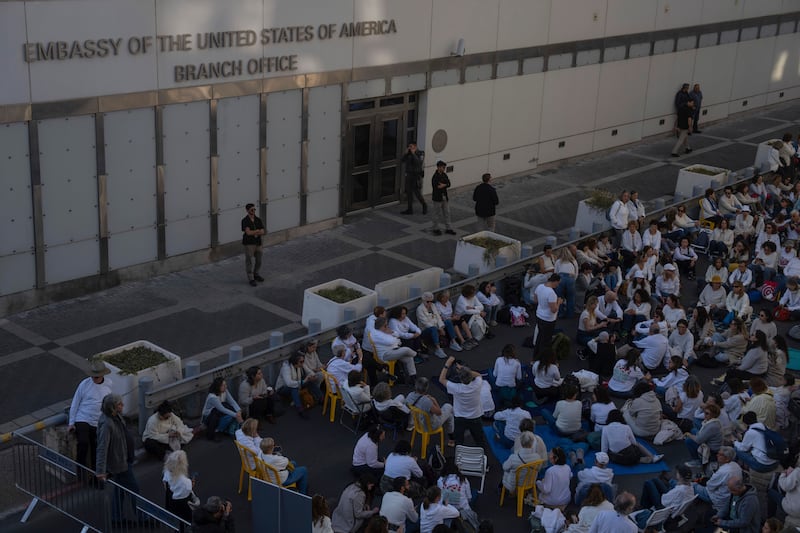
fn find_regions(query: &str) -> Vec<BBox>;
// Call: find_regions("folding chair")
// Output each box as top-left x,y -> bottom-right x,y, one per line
255,456 -> 298,491
408,405 -> 444,459
499,459 -> 545,517
628,505 -> 675,532
691,227 -> 712,255
670,494 -> 698,529
321,369 -> 342,423
234,442 -> 260,501
339,386 -> 371,434
454,445 -> 488,494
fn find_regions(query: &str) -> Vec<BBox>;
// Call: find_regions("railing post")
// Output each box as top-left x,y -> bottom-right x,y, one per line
439,273 -> 451,287
183,360 -> 201,419
307,318 -> 321,334
138,377 -> 154,436
521,245 -> 533,258
343,307 -> 357,322
467,264 -> 479,277
228,345 -> 243,396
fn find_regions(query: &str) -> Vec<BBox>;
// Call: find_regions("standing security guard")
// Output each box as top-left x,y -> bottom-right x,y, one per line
401,141 -> 427,215
241,203 -> 265,287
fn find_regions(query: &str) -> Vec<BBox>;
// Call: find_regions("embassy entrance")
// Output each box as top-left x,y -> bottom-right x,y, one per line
342,93 -> 418,212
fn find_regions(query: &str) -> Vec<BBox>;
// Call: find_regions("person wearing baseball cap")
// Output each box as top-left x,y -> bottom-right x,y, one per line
575,451 -> 615,505
68,357 -> 113,477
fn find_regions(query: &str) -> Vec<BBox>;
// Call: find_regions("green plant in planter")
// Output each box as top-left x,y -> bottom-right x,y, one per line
584,189 -> 616,212
464,236 -> 513,265
102,347 -> 169,375
316,286 -> 365,304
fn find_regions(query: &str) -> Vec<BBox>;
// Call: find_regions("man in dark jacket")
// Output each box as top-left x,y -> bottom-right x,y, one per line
95,393 -> 142,524
401,142 -> 427,215
712,476 -> 760,533
193,496 -> 235,532
430,160 -> 455,236
472,173 -> 499,231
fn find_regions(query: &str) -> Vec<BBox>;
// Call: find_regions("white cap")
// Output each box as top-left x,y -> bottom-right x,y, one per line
594,452 -> 609,464
663,263 -> 677,271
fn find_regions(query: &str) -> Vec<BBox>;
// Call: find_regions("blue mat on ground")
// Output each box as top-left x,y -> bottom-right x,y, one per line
482,425 -> 669,476
788,348 -> 800,371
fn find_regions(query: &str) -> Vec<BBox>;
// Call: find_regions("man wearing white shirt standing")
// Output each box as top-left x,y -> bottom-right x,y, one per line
533,274 -> 562,358
69,358 -> 113,478
439,356 -> 486,447
609,191 -> 631,246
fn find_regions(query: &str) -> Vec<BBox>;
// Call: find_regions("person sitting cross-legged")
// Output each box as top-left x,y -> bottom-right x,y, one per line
142,400 -> 193,460
601,410 -> 663,465
276,352 -> 322,420
734,411 -> 778,472
692,446 -> 741,515
492,396 -> 532,449
574,452 -> 614,505
541,382 -> 585,439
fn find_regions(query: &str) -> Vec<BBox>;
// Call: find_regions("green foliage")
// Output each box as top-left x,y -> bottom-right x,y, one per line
102,347 -> 169,375
465,236 -> 512,264
316,286 -> 365,303
684,166 -> 723,176
584,189 -> 615,212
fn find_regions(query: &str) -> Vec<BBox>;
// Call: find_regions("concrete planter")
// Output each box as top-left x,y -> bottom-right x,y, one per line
375,267 -> 444,306
754,139 -> 782,173
574,199 -> 611,235
675,164 -> 729,199
453,231 -> 521,276
99,340 -> 182,418
302,279 -> 377,330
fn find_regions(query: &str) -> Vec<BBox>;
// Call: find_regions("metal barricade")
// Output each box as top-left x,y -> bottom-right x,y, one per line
11,432 -> 190,532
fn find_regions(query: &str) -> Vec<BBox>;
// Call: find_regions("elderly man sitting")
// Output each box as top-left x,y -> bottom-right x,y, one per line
404,377 -> 455,446
632,322 -> 669,371
693,446 -> 741,515
142,400 -> 194,460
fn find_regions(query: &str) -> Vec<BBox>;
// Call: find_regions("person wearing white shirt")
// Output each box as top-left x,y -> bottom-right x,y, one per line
536,448 -> 573,507
704,256 -> 729,287
542,385 -> 583,436
709,218 -> 735,256
454,285 -> 484,318
785,255 -> 800,282
419,486 -> 460,533
476,281 -> 502,326
493,345 -> 522,406
725,281 -> 751,319
698,276 -> 728,319
751,241 -> 779,285
381,440 -> 424,493
655,264 -> 681,302
673,237 -> 698,279
719,186 -> 743,218
533,274 -> 562,356
575,452 -> 615,504
734,207 -> 756,240
493,399 -> 532,448
416,292 -> 461,355
693,446 -> 742,514
440,357 -> 486,446
69,359 -> 113,475
779,278 -> 800,319
590,493 -> 639,533
653,355 -> 690,394
638,466 -> 695,523
667,320 -> 695,360
620,221 -> 643,269
326,344 -> 363,394
235,418 -> 262,468
502,431 -> 542,492
362,306 -> 386,351
380,477 -> 418,531
161,450 -> 195,523
628,191 -> 646,223
569,487 -> 615,532
728,262 -> 753,289
734,412 -> 778,472
634,323 -> 669,370
642,220 -> 662,252
352,427 -> 385,478
755,222 -> 781,252
388,306 -> 422,342
370,317 -> 418,384
590,387 -> 616,430
531,351 -> 563,403
609,192 -> 631,244
259,437 -> 309,494
601,410 -> 662,464
596,291 -> 623,329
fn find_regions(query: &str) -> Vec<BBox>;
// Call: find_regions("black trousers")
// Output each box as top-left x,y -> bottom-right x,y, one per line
453,416 -> 486,447
74,421 -> 98,471
533,317 -> 556,359
405,174 -> 426,210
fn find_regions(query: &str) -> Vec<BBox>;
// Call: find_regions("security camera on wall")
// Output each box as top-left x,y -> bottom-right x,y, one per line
452,38 -> 465,57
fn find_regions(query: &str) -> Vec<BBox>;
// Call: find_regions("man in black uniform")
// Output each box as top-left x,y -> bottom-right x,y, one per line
671,99 -> 695,157
401,141 -> 427,215
241,203 -> 265,287
430,160 -> 455,235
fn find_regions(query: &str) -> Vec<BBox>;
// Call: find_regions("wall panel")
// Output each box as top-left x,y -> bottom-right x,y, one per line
538,133 -> 594,165
266,90 -> 301,201
692,43 -> 738,106
592,122 -> 643,152
744,0 -> 783,17
0,123 -> 34,256
105,108 -> 158,269
700,0 -> 745,24
497,0 -> 551,49
540,65 -> 601,141
217,95 -> 260,244
605,0 -> 657,37
487,144 -> 539,177
548,0 -> 607,44
353,0 -> 432,68
266,197 -> 300,232
307,85 -> 341,193
644,50 -> 697,118
731,38 -> 776,100
306,188 -> 340,224
423,81 -> 493,164
595,57 -> 649,129
655,0 -> 696,31
430,0 -> 499,57
162,101 -> 211,256
769,33 -> 800,91
489,73 -> 544,152
0,253 -> 36,296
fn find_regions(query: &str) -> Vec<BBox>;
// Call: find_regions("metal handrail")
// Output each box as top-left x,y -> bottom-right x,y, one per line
145,166 -> 757,407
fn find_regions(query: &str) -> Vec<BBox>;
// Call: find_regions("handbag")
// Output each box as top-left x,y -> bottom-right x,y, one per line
299,388 -> 316,409
468,314 -> 487,341
775,306 -> 791,321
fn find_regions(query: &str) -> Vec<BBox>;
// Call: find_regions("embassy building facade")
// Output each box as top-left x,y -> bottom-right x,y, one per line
1,0 -> 800,313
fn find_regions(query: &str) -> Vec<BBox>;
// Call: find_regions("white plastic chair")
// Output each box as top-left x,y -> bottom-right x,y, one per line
629,505 -> 675,533
454,445 -> 488,494
670,494 -> 698,528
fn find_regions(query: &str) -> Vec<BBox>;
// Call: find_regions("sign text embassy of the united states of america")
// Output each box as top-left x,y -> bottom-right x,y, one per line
22,20 -> 397,83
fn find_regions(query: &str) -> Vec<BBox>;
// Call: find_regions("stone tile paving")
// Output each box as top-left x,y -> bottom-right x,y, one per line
0,328 -> 33,358
534,152 -> 654,184
704,115 -> 788,139
678,141 -> 761,171
1,352 -> 85,421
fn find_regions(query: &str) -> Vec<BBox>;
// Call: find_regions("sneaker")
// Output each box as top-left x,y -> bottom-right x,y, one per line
576,447 -> 585,463
431,229 -> 442,236
671,153 -> 680,157
445,229 -> 456,235
434,347 -> 448,359
685,459 -> 702,468
685,147 -> 693,153
652,454 -> 664,463
462,341 -> 475,351
568,450 -> 578,465
449,341 -> 463,352
249,280 -> 257,287
467,338 -> 479,347
489,320 -> 498,327
254,274 -> 265,282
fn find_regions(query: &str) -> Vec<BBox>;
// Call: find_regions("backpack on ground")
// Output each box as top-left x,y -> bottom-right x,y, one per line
753,427 -> 788,461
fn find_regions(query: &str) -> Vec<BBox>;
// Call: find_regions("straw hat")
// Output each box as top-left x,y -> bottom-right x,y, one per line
88,358 -> 111,377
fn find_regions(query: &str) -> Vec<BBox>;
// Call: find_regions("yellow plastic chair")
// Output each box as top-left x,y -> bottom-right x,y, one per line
408,405 -> 444,459
321,369 -> 342,423
234,441 -> 260,501
367,332 -> 396,383
255,456 -> 298,491
698,199 -> 716,230
499,459 -> 545,517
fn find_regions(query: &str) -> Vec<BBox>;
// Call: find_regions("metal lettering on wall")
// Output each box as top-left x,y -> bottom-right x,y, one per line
21,20 -> 398,83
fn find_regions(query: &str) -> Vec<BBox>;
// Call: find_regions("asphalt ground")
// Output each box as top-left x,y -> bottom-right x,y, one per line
1,100 -> 800,531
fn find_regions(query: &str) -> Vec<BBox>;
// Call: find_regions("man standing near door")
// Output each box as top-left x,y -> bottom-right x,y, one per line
473,173 -> 499,231
401,141 -> 427,215
241,203 -> 265,287
430,160 -> 456,236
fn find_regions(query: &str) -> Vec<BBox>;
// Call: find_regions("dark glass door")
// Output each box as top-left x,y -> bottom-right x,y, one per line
344,113 -> 403,211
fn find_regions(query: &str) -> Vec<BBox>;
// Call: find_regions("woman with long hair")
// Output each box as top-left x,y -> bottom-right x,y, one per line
477,281 -> 502,327
577,296 -> 608,347
565,483 -> 614,533
331,474 -> 380,533
555,246 -> 579,319
311,494 -> 333,533
238,366 -> 276,424
622,288 -> 651,336
419,485 -> 460,533
664,375 -> 704,433
766,335 -> 789,388
201,377 -> 243,440
162,450 -> 195,523
492,344 -> 521,407
531,347 -> 563,403
607,349 -> 645,398
726,330 -> 770,382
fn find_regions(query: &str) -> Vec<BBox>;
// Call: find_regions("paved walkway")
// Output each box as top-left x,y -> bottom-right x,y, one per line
1,100 -> 799,435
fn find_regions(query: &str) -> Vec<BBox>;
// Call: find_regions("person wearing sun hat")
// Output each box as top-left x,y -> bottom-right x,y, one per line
698,275 -> 728,320
69,357 -> 113,475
